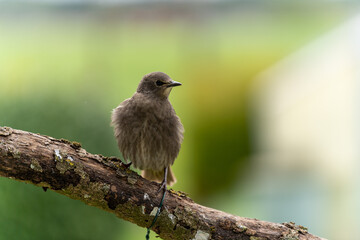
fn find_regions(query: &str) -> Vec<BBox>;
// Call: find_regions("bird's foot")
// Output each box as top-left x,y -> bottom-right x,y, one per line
122,161 -> 132,169
157,180 -> 167,195
157,167 -> 168,194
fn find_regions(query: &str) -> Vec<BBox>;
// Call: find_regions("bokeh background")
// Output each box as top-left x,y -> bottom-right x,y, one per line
0,1 -> 359,239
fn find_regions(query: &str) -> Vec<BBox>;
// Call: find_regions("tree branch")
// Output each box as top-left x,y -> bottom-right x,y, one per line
0,126 -> 325,240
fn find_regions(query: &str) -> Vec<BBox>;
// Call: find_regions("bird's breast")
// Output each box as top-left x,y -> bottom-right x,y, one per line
113,97 -> 183,171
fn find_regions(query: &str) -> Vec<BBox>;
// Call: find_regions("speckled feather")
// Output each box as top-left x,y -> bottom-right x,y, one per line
111,72 -> 184,186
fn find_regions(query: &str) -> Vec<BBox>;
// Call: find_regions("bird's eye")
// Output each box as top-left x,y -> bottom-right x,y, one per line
156,80 -> 165,86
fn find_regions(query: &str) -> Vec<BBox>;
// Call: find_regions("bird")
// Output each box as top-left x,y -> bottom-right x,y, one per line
111,72 -> 184,191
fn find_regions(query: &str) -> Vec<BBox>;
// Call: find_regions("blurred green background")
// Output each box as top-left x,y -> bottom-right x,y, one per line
0,1 -> 358,239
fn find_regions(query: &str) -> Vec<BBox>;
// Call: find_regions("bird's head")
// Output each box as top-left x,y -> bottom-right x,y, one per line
137,72 -> 181,98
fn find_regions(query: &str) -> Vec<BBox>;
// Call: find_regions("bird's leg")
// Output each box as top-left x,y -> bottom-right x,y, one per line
146,167 -> 168,240
157,167 -> 168,194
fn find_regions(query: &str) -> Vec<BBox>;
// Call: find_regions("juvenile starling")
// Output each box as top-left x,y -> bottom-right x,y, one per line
111,72 -> 184,189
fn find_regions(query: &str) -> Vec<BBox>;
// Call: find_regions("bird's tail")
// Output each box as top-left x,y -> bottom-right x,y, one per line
142,167 -> 176,186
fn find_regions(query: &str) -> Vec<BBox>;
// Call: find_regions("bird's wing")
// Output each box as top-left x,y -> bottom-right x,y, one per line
111,98 -> 131,126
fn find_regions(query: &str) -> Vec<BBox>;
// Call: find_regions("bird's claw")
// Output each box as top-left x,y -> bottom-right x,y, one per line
157,180 -> 167,195
122,161 -> 132,169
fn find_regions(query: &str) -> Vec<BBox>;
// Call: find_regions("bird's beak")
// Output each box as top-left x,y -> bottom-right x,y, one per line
166,80 -> 182,88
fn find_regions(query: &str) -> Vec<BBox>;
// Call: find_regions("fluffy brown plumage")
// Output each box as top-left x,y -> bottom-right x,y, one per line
111,72 -> 184,186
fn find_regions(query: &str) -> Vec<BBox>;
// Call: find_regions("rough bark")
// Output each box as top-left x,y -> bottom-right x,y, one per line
0,126 -> 325,240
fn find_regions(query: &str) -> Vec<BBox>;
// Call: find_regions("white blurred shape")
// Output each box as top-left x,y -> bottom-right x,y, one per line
253,13 -> 360,240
